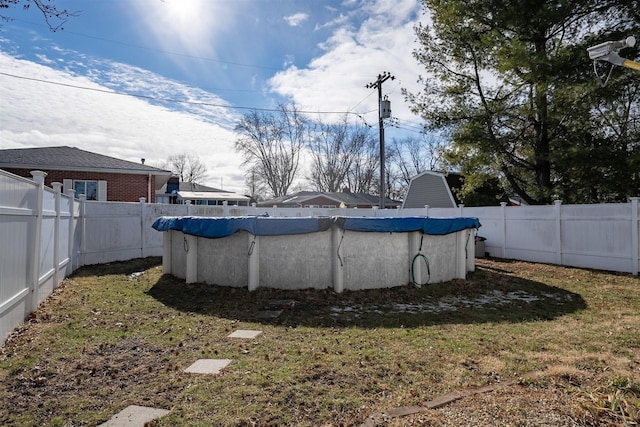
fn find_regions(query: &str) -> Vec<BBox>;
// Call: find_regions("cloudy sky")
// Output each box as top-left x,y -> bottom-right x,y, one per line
0,0 -> 429,193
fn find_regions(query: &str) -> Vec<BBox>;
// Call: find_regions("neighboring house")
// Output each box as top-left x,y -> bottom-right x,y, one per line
0,146 -> 172,202
258,190 -> 401,209
156,176 -> 251,206
402,171 -> 457,209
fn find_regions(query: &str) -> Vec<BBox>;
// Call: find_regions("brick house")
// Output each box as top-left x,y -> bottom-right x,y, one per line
0,146 -> 172,202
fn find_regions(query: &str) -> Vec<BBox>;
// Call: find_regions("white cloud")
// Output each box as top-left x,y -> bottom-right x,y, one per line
0,53 -> 247,193
34,54 -> 55,65
268,0 -> 426,128
127,0 -> 236,58
314,13 -> 349,31
284,12 -> 309,27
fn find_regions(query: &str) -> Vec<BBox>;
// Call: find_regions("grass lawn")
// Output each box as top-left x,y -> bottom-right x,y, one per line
1,257 -> 639,426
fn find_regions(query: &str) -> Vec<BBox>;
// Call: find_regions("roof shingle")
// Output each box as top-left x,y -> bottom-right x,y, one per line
0,146 -> 170,174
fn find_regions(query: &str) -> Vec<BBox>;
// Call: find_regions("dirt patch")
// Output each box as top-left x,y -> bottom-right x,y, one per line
2,335 -> 185,424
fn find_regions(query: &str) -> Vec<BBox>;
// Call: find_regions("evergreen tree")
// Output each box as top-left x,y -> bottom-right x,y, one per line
406,0 -> 640,204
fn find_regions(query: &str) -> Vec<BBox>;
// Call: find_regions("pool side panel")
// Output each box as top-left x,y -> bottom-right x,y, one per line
258,230 -> 333,290
342,231 -> 409,290
198,231 -> 248,287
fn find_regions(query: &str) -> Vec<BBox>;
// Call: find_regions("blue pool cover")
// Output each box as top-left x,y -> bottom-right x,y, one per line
152,216 -> 480,239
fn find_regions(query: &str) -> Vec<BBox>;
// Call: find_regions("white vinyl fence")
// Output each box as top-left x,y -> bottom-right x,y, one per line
1,169 -> 639,346
0,170 -> 80,345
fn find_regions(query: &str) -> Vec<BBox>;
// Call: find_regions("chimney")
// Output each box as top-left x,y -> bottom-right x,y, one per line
141,158 -> 145,164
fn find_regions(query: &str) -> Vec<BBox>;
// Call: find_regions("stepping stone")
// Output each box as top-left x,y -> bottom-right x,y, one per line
256,310 -> 282,319
184,359 -> 232,374
98,405 -> 169,427
228,329 -> 262,339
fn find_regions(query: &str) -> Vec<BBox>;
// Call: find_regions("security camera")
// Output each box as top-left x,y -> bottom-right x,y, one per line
588,36 -> 636,61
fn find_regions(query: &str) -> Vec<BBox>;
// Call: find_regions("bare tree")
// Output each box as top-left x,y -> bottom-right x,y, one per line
306,116 -> 372,192
234,104 -> 306,197
244,166 -> 268,202
162,152 -> 207,184
344,130 -> 379,194
387,133 -> 448,199
0,0 -> 81,31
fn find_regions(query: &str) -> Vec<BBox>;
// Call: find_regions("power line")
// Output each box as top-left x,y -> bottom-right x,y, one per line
348,88 -> 377,113
0,71 -> 365,117
10,18 -> 282,72
389,119 -> 427,134
3,19 -> 380,125
4,20 -> 405,122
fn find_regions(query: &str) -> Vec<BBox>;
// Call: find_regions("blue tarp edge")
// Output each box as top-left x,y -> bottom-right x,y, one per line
152,216 -> 481,239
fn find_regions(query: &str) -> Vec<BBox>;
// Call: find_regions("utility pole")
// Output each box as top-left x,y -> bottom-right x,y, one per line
366,72 -> 394,209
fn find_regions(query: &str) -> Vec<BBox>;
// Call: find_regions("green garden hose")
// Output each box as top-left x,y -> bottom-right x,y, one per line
411,252 -> 430,287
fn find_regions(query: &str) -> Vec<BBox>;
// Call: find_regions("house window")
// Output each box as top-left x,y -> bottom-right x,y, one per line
74,180 -> 98,201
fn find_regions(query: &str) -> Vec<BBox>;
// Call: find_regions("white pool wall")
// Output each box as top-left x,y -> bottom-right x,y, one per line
161,224 -> 476,292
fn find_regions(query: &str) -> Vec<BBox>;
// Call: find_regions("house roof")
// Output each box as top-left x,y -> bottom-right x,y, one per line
0,146 -> 172,176
177,182 -> 225,192
258,191 -> 401,208
157,180 -> 230,195
157,180 -> 250,202
177,191 -> 250,201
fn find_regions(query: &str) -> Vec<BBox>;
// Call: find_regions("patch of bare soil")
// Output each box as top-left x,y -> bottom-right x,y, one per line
1,333 -> 185,425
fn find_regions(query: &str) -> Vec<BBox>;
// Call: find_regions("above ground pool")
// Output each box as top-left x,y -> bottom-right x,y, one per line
152,216 -> 480,292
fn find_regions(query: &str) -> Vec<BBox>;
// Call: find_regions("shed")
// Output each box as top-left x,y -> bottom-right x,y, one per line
402,171 -> 457,209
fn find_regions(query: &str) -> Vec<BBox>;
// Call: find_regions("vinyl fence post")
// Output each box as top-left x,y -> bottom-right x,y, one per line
52,182 -> 62,288
66,189 -> 76,273
79,194 -> 86,267
424,205 -> 429,217
140,198 -> 146,258
554,200 -> 563,266
631,197 -> 639,276
29,171 -> 46,313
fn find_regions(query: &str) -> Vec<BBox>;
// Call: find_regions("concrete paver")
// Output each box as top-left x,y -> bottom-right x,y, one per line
97,405 -> 169,427
228,329 -> 262,339
184,358 -> 232,374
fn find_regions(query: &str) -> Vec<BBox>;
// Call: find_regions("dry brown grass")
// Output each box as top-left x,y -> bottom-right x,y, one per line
0,257 -> 639,426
